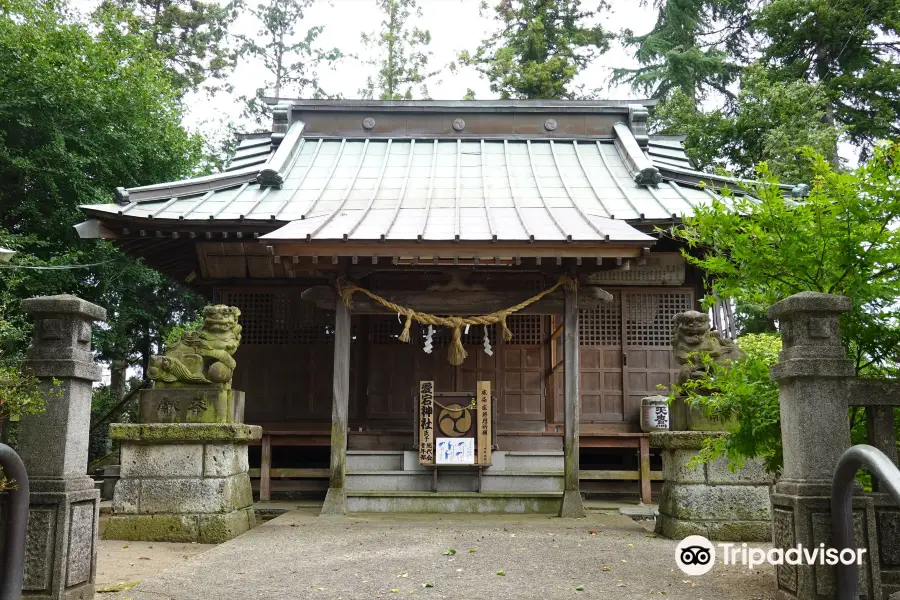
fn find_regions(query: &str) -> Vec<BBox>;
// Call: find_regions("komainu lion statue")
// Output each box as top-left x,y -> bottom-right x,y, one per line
148,305 -> 242,388
671,310 -> 744,385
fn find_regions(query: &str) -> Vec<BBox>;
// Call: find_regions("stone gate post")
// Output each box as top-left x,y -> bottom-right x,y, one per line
769,292 -> 881,600
19,295 -> 106,600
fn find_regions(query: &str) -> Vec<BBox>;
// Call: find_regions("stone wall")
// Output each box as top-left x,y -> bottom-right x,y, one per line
652,431 -> 773,542
105,423 -> 261,544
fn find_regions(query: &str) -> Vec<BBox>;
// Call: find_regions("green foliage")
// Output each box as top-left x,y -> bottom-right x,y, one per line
652,65 -> 842,181
0,0 -> 206,374
359,0 -> 438,100
0,367 -> 52,422
163,318 -> 202,350
613,0 -> 749,102
239,0 -> 341,124
94,0 -> 240,94
665,142 -> 900,374
753,0 -> 900,159
671,333 -> 783,474
458,0 -> 611,99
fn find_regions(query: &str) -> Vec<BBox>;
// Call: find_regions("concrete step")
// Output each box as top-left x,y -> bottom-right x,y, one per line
346,490 -> 562,514
503,451 -> 564,471
346,450 -> 404,471
346,470 -> 564,493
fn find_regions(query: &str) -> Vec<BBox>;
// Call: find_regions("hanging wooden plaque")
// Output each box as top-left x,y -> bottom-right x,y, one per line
476,381 -> 492,466
419,381 -> 435,465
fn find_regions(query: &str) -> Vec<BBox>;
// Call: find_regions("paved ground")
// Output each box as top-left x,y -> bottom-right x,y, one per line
99,508 -> 775,600
96,540 -> 214,591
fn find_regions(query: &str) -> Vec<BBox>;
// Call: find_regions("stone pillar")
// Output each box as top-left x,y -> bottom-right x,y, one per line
652,431 -> 772,542
105,423 -> 261,543
18,294 -> 106,600
559,286 -> 585,518
321,299 -> 350,516
769,292 -> 881,600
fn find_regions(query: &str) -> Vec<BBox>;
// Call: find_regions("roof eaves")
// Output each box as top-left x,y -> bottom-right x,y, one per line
262,98 -> 660,114
654,162 -> 795,192
257,120 -> 306,187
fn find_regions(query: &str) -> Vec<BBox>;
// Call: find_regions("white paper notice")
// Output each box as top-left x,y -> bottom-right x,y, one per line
436,438 -> 475,465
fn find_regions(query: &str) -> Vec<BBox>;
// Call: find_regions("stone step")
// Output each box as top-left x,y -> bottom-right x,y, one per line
346,450 -> 405,471
346,490 -> 562,514
503,451 -> 564,471
346,470 -> 564,493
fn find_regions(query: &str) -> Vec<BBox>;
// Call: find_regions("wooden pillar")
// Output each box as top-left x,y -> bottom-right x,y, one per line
260,433 -> 272,502
321,298 -> 351,515
559,285 -> 585,518
638,436 -> 651,505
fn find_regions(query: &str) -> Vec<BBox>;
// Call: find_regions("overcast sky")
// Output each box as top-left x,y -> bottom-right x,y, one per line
179,0 -> 659,136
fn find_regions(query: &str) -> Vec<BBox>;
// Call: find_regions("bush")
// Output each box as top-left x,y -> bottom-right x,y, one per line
668,333 -> 783,474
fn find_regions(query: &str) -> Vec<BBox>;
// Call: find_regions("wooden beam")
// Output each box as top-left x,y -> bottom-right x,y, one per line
639,436 -> 652,504
260,434 -> 272,502
300,285 -> 613,315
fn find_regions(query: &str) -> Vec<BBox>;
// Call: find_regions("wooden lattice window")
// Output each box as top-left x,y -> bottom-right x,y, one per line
371,316 -> 405,344
213,289 -> 333,345
506,315 -> 542,345
624,292 -> 693,346
579,292 -> 621,346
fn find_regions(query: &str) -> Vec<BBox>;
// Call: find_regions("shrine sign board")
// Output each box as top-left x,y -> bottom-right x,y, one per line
418,381 -> 492,467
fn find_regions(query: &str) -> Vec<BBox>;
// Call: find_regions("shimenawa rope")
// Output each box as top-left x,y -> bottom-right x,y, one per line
337,276 -> 578,365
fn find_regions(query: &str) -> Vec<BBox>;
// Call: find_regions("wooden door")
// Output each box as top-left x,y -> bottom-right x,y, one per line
578,290 -> 625,422
622,290 -> 694,423
499,315 -> 545,425
366,316 -> 419,422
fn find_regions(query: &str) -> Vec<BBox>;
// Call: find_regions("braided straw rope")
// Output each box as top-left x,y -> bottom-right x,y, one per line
337,276 -> 578,365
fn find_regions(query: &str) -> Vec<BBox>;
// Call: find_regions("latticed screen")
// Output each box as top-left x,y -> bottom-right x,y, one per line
624,292 -> 693,346
213,289 -> 333,345
506,315 -> 541,345
579,291 -> 621,346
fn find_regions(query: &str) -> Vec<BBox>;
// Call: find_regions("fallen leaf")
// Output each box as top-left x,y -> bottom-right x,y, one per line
600,567 -> 612,572
575,585 -> 585,592
617,583 -> 626,588
627,544 -> 634,548
468,548 -> 477,553
421,583 -> 434,588
589,530 -> 598,535
96,581 -> 140,593
138,557 -> 150,560
391,589 -> 400,593
398,573 -> 409,579
496,570 -> 505,576
441,548 -> 457,556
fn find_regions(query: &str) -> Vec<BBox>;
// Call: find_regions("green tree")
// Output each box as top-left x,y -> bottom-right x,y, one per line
665,142 -> 900,375
239,0 -> 341,125
652,65 -> 842,181
458,0 -> 611,100
753,0 -> 900,158
359,0 -> 438,100
613,0 -> 749,104
94,0 -> 239,93
0,0 -> 205,376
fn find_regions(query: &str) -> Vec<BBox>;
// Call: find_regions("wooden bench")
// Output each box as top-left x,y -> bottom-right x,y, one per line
579,432 -> 653,505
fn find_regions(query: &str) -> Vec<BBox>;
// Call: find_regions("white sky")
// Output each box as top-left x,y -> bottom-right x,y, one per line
180,0 -> 659,137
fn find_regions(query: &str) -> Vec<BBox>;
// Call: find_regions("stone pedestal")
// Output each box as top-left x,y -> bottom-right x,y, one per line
138,388 -> 245,424
106,423 -> 261,544
768,292 -> 882,600
15,295 -> 106,600
652,431 -> 773,542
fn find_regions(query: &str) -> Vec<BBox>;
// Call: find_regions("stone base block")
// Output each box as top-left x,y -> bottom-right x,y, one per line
6,480 -> 101,600
108,423 -> 260,544
104,508 -> 255,544
652,430 -> 773,542
558,489 -> 586,518
138,388 -> 245,424
656,515 -> 772,542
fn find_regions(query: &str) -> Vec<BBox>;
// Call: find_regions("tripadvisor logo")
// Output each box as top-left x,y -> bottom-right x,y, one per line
674,536 -> 868,575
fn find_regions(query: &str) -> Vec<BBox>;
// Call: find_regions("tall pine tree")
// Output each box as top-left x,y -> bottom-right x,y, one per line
95,0 -> 239,94
459,0 -> 612,100
239,0 -> 342,124
753,0 -> 900,158
358,0 -> 438,100
612,0 -> 749,104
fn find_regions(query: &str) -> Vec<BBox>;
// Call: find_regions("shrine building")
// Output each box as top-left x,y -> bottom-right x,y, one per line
76,99 -> 758,515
